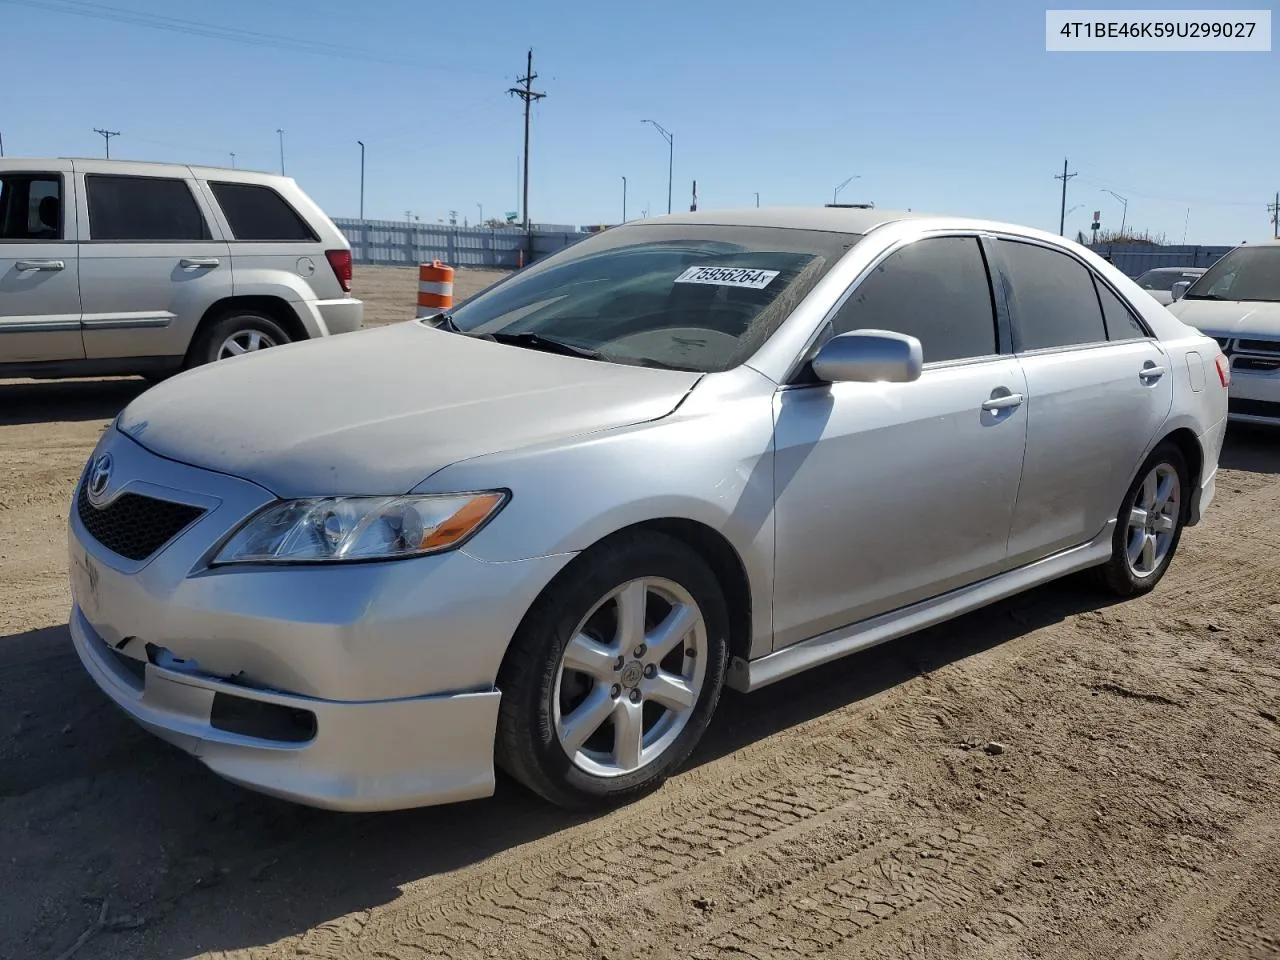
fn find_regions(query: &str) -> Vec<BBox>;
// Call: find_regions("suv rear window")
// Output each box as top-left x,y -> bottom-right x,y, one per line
209,182 -> 317,241
85,174 -> 212,242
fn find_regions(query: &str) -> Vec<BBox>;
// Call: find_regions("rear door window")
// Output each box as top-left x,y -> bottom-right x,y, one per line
1094,278 -> 1148,340
209,181 -> 317,241
996,239 -> 1107,351
85,174 -> 212,241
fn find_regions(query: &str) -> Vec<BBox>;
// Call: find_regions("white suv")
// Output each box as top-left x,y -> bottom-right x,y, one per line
0,157 -> 363,381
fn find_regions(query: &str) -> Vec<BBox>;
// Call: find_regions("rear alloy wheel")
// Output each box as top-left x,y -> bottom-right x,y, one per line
496,531 -> 730,809
189,310 -> 292,368
1097,441 -> 1188,596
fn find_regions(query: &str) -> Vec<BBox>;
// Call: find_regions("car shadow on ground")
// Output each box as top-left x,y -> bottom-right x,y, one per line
1,576 -> 1124,960
1220,423 -> 1280,474
0,378 -> 149,426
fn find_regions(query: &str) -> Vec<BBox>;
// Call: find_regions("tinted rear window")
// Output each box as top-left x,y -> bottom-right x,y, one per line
210,182 -> 317,241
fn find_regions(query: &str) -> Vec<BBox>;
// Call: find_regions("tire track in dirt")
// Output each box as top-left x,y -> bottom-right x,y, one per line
243,463 -> 1280,960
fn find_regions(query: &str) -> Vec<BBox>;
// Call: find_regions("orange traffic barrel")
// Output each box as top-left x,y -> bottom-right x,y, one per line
417,260 -> 454,317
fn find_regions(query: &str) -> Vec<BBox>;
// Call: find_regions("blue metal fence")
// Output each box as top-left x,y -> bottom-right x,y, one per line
1087,242 -> 1235,278
334,219 -> 590,269
334,218 -> 1238,280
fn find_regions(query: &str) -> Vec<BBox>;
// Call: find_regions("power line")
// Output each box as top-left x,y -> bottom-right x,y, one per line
508,48 -> 545,253
1054,158 -> 1077,236
93,128 -> 120,158
0,0 -> 502,75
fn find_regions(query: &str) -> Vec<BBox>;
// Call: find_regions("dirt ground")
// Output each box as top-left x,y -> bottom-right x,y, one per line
2,266 -> 1279,960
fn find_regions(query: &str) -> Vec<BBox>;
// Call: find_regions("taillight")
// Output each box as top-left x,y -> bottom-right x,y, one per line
1214,352 -> 1231,387
325,249 -> 353,293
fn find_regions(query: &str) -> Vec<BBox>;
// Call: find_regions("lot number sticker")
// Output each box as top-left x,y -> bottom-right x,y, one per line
674,265 -> 780,289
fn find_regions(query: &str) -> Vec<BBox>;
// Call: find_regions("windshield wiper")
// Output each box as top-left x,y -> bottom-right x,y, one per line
1183,293 -> 1226,300
429,311 -> 462,332
484,331 -> 606,360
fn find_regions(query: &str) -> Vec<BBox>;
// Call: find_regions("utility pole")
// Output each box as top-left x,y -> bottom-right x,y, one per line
509,48 -> 546,261
357,140 -> 365,221
690,179 -> 697,212
1054,158 -> 1077,236
277,129 -> 286,175
1269,191 -> 1279,239
621,175 -> 627,223
93,128 -> 120,158
833,175 -> 859,204
1102,189 -> 1128,237
642,120 -> 674,214
0,130 -> 5,157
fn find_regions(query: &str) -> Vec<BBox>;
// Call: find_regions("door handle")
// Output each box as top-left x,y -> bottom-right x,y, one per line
179,257 -> 220,268
15,259 -> 65,271
982,392 -> 1025,412
1139,364 -> 1165,382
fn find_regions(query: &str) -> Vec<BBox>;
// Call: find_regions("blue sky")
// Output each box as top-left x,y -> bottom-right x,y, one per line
2,0 -> 1276,243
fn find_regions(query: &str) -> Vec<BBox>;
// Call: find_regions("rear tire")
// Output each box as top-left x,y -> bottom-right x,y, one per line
1096,440 -> 1189,597
495,530 -> 730,810
188,310 -> 291,368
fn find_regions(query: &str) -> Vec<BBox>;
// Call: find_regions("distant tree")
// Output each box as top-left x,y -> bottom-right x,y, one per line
1096,228 -> 1167,246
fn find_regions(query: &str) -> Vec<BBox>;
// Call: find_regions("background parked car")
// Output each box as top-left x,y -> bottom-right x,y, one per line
0,157 -> 362,382
1167,240 -> 1280,425
1135,266 -> 1207,305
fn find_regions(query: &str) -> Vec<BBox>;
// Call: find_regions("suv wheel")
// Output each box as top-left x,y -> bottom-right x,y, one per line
190,310 -> 291,367
496,531 -> 730,810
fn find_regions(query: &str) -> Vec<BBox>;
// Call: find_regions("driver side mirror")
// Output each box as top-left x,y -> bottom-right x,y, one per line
810,329 -> 923,384
1170,280 -> 1191,302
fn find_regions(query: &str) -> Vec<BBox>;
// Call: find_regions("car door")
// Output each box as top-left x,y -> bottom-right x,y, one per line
990,237 -> 1175,566
0,165 -> 83,363
770,234 -> 1029,649
75,165 -> 232,361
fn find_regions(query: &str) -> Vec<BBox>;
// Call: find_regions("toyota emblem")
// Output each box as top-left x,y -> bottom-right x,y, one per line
87,454 -> 113,505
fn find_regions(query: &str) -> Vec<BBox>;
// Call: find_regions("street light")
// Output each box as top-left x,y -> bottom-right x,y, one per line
477,202 -> 483,225
1101,189 -> 1128,236
621,175 -> 627,223
754,191 -> 760,207
642,120 -> 673,215
229,151 -> 236,169
833,175 -> 860,204
357,140 -> 365,221
277,128 -> 286,175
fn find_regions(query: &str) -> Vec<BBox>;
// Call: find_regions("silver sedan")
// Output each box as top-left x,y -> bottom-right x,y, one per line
67,208 -> 1228,812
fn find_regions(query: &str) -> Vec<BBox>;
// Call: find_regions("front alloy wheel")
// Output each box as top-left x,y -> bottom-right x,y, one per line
553,577 -> 708,777
496,531 -> 730,809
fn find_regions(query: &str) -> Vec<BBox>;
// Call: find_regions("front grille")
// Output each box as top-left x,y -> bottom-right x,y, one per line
1228,398 -> 1280,420
76,483 -> 206,561
1214,336 -> 1232,350
1236,338 -> 1280,355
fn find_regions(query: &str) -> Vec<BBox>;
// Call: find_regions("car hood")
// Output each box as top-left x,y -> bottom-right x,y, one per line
1167,299 -> 1280,338
117,321 -> 703,497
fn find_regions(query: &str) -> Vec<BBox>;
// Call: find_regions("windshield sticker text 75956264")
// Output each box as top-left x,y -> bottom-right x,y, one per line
674,265 -> 780,290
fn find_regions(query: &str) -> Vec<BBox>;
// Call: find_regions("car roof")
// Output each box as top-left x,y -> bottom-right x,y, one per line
632,206 -> 928,235
1141,266 -> 1206,274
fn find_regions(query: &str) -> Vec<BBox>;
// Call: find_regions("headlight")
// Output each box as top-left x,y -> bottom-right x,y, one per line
212,492 -> 507,565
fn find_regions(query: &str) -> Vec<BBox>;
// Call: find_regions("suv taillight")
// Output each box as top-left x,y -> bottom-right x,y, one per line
325,249 -> 352,293
1214,352 -> 1231,388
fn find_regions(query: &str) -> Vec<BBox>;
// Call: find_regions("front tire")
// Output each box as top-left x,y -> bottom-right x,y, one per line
1096,440 -> 1189,597
495,530 -> 731,810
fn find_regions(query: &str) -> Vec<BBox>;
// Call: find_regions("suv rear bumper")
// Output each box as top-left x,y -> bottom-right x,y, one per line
305,297 -> 364,337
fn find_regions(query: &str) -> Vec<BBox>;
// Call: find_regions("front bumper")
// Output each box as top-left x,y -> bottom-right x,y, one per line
66,427 -> 576,810
71,605 -> 500,811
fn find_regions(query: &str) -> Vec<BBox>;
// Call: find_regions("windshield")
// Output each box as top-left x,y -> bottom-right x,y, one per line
1183,246 -> 1280,302
440,223 -> 859,372
1137,269 -> 1200,291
